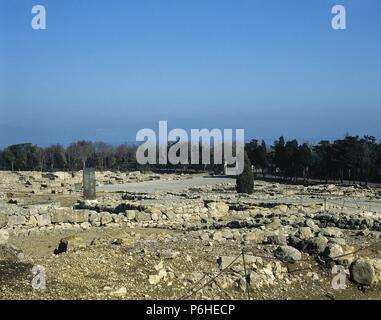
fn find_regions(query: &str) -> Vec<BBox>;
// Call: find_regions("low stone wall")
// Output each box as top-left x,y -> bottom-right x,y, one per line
0,200 -> 231,236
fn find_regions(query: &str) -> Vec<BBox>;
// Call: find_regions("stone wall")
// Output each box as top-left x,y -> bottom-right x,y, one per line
0,199 -> 232,236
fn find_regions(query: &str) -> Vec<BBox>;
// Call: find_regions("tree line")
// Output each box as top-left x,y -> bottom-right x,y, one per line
0,135 -> 380,184
246,135 -> 381,184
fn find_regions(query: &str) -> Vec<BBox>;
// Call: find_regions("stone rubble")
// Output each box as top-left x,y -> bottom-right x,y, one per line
1,170 -> 381,299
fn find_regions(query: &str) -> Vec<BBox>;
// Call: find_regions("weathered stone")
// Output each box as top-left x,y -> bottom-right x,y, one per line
248,271 -> 264,289
147,207 -> 162,215
125,210 -> 137,221
51,208 -> 70,223
80,222 -> 91,229
319,227 -> 343,238
7,215 -> 26,226
350,258 -> 376,286
371,258 -> 381,282
244,230 -> 265,242
220,255 -> 262,269
0,244 -> 24,261
207,202 -> 229,219
0,212 -> 8,228
207,201 -> 229,212
37,214 -> 51,227
305,219 -> 318,230
301,236 -> 328,254
149,274 -> 161,285
329,238 -> 346,246
323,243 -> 344,260
274,204 -> 288,213
266,234 -> 288,245
296,227 -> 313,240
100,212 -> 112,225
199,233 -> 210,241
68,210 -> 89,224
89,211 -> 100,226
265,218 -> 282,230
212,231 -> 225,242
274,245 -> 302,262
0,229 -> 9,244
136,212 -> 152,222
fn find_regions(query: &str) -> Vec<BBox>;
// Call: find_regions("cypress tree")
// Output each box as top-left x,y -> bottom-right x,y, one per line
236,150 -> 254,194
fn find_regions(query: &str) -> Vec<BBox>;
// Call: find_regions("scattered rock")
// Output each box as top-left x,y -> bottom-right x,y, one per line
266,234 -> 288,245
149,274 -> 161,285
319,227 -> 343,238
350,258 -> 376,286
0,244 -> 24,261
110,287 -> 127,296
55,235 -> 85,254
296,227 -> 313,240
0,212 -> 8,228
0,229 -> 9,245
274,245 -> 302,262
301,236 -> 328,255
159,249 -> 180,259
323,243 -> 344,261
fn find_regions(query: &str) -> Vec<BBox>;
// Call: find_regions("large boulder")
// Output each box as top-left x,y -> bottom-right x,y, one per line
350,258 -> 376,286
266,234 -> 288,245
301,236 -> 328,255
274,245 -> 302,262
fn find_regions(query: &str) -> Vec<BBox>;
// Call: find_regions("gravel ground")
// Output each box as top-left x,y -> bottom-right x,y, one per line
1,225 -> 381,300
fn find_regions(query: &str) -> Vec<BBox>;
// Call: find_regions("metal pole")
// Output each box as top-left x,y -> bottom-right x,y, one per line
242,249 -> 251,300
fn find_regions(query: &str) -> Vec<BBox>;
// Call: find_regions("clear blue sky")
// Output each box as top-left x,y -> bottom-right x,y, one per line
0,0 -> 380,147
